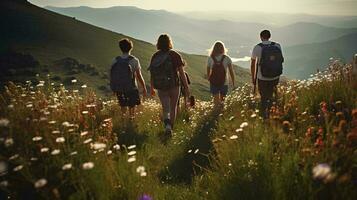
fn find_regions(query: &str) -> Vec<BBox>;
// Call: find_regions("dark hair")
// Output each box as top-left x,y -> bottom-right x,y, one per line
260,30 -> 271,40
119,38 -> 133,53
156,34 -> 173,51
210,41 -> 227,57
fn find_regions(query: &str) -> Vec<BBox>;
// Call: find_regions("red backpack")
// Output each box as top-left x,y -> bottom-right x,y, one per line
209,55 -> 226,87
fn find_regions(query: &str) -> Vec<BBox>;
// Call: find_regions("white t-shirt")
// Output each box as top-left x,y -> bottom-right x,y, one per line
111,53 -> 141,86
207,54 -> 232,85
251,41 -> 282,81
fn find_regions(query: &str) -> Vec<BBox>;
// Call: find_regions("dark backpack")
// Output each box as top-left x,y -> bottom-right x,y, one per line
259,42 -> 284,78
209,55 -> 226,87
110,56 -> 137,92
149,51 -> 179,90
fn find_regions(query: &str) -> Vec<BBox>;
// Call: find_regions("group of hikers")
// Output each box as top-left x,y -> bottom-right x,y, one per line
110,30 -> 284,135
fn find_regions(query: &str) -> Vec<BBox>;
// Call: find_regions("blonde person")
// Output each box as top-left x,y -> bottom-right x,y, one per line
149,34 -> 190,135
207,41 -> 236,106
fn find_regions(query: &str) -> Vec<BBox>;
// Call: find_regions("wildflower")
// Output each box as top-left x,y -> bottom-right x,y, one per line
81,84 -> 87,88
52,130 -> 60,134
34,179 -> 47,188
9,154 -> 19,160
51,149 -> 61,155
0,161 -> 8,176
80,131 -> 88,137
30,157 -> 38,161
282,121 -> 291,133
235,128 -> 243,133
71,79 -> 77,83
187,149 -> 192,153
13,165 -> 23,172
194,149 -> 199,154
91,143 -> 106,150
40,147 -> 49,153
4,138 -> 14,147
62,163 -> 72,171
229,116 -> 235,121
107,150 -> 113,155
82,162 -> 95,170
127,157 -> 136,163
0,118 -> 10,127
55,137 -> 65,143
32,136 -> 43,142
250,113 -> 257,118
113,144 -> 120,150
136,166 -> 145,173
0,181 -> 8,187
128,151 -> 136,156
240,122 -> 249,128
138,194 -> 152,200
312,163 -> 336,183
70,151 -> 78,156
83,138 -> 93,144
128,145 -> 136,150
48,120 -> 56,124
230,135 -> 238,140
82,111 -> 89,115
62,121 -> 71,127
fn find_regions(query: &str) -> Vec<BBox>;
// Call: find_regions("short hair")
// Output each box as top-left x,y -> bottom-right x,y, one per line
119,38 -> 133,53
156,34 -> 173,51
260,30 -> 271,40
210,41 -> 227,57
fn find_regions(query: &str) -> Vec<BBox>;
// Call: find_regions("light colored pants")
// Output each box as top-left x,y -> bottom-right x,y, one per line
158,86 -> 180,126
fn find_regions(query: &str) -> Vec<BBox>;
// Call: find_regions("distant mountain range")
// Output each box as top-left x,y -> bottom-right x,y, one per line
181,11 -> 357,28
46,6 -> 357,79
0,0 -> 250,98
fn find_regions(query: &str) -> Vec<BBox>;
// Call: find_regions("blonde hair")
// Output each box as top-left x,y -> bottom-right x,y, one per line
209,41 -> 228,57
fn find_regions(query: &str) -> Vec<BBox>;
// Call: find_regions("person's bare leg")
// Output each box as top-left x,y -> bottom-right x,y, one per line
213,94 -> 221,106
121,106 -> 128,118
129,107 -> 135,120
169,87 -> 180,128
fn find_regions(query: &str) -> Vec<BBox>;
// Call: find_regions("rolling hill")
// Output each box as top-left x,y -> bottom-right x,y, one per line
46,6 -> 357,54
45,5 -> 357,79
284,32 -> 357,79
0,0 -> 250,99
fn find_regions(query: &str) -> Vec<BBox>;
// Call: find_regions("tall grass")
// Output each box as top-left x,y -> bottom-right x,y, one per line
0,61 -> 356,199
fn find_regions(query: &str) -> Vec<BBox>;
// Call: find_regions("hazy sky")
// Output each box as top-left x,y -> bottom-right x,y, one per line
29,0 -> 357,15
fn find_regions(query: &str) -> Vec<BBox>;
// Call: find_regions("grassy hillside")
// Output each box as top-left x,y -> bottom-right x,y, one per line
285,32 -> 357,79
0,60 -> 356,199
0,0 -> 250,99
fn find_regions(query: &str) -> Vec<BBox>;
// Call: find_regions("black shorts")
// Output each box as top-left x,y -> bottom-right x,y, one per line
116,89 -> 141,108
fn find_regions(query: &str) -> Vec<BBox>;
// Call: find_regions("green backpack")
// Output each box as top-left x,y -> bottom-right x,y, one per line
149,51 -> 179,90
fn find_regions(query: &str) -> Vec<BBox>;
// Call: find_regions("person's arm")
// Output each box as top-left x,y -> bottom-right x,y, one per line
207,67 -> 211,80
206,57 -> 212,80
250,58 -> 256,85
178,66 -> 190,97
150,77 -> 155,97
135,69 -> 147,98
228,63 -> 235,88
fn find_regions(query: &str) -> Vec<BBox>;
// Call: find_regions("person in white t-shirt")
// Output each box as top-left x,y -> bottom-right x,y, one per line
251,30 -> 284,118
207,41 -> 236,106
111,38 -> 147,119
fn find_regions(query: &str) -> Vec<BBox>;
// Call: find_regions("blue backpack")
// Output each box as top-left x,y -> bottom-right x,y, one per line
258,42 -> 284,78
110,56 -> 137,92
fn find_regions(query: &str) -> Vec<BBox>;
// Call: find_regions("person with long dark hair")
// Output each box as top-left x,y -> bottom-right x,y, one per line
149,34 -> 190,135
207,41 -> 236,106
